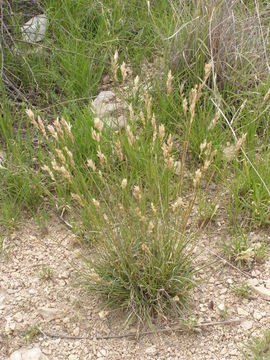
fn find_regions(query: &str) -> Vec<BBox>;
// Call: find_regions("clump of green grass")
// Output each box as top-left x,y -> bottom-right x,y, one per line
222,232 -> 267,267
242,330 -> 270,360
26,62 -> 218,322
231,282 -> 252,299
39,265 -> 54,281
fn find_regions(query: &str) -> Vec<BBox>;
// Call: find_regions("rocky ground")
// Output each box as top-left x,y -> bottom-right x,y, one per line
0,216 -> 269,360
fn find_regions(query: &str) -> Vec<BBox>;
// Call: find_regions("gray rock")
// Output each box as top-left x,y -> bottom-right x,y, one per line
251,285 -> 270,300
38,306 -> 61,321
21,15 -> 47,43
9,347 -> 48,360
91,91 -> 127,129
241,320 -> 253,331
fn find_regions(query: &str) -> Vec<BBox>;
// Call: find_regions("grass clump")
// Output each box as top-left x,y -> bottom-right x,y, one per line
222,232 -> 267,268
25,61 -> 218,322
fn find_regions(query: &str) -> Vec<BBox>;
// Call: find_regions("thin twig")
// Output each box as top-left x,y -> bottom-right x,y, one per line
39,318 -> 244,341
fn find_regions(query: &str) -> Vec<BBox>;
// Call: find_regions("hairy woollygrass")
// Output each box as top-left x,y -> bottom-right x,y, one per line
25,60 -> 222,322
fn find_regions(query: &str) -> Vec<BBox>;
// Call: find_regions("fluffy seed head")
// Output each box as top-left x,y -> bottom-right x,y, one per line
171,197 -> 183,212
120,61 -> 127,82
54,118 -> 64,138
71,193 -> 84,207
127,125 -> 134,146
26,109 -> 38,128
94,118 -> 103,133
121,178 -> 127,190
41,165 -> 56,181
47,125 -> 58,141
133,75 -> 140,97
147,221 -> 154,234
92,128 -> 100,143
60,118 -> 74,143
37,116 -> 48,139
182,98 -> 188,115
159,124 -> 165,141
166,69 -> 173,95
64,147 -> 75,167
55,149 -> 66,164
97,145 -> 107,167
115,139 -> 123,161
193,169 -> 202,187
87,159 -> 96,171
151,202 -> 157,214
92,198 -> 100,209
133,185 -> 142,201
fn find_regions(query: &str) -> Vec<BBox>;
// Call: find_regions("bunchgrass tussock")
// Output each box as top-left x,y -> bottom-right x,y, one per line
26,60 -> 218,323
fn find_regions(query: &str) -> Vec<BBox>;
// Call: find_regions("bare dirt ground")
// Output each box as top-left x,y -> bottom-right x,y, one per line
0,217 -> 269,360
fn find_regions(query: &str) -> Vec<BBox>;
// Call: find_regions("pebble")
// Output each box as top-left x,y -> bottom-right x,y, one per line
241,320 -> 253,331
237,307 -> 249,317
265,279 -> 270,289
14,312 -> 23,323
145,345 -> 157,355
97,349 -> 107,357
253,310 -> 263,321
217,303 -> 225,311
38,306 -> 62,321
247,278 -> 259,287
73,327 -> 80,336
251,285 -> 270,301
9,347 -> 48,360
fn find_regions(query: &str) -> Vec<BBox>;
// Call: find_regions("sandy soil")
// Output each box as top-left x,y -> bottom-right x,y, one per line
0,217 -> 269,360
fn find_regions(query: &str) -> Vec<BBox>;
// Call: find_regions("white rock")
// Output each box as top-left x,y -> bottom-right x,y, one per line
251,285 -> 270,300
265,279 -> 270,289
21,15 -> 47,43
91,91 -> 127,129
97,349 -> 107,357
38,306 -> 61,321
73,327 -> 80,336
253,310 -> 263,321
247,278 -> 259,287
241,320 -> 253,331
237,307 -> 249,317
217,303 -> 225,311
145,345 -> 157,355
9,347 -> 48,360
68,355 -> 77,360
98,310 -> 109,320
14,312 -> 23,323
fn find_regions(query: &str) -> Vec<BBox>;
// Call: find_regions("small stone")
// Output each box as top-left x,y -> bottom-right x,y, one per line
73,327 -> 80,336
63,317 -> 70,324
14,312 -> 23,323
251,285 -> 270,300
227,279 -> 233,284
217,303 -> 225,311
220,288 -> 227,294
247,278 -> 259,287
241,320 -> 253,331
253,310 -> 263,321
97,349 -> 107,357
145,345 -> 157,355
9,347 -> 48,360
265,279 -> 270,289
237,307 -> 249,317
98,310 -> 109,320
68,355 -> 77,360
21,15 -> 47,43
38,307 -> 61,321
